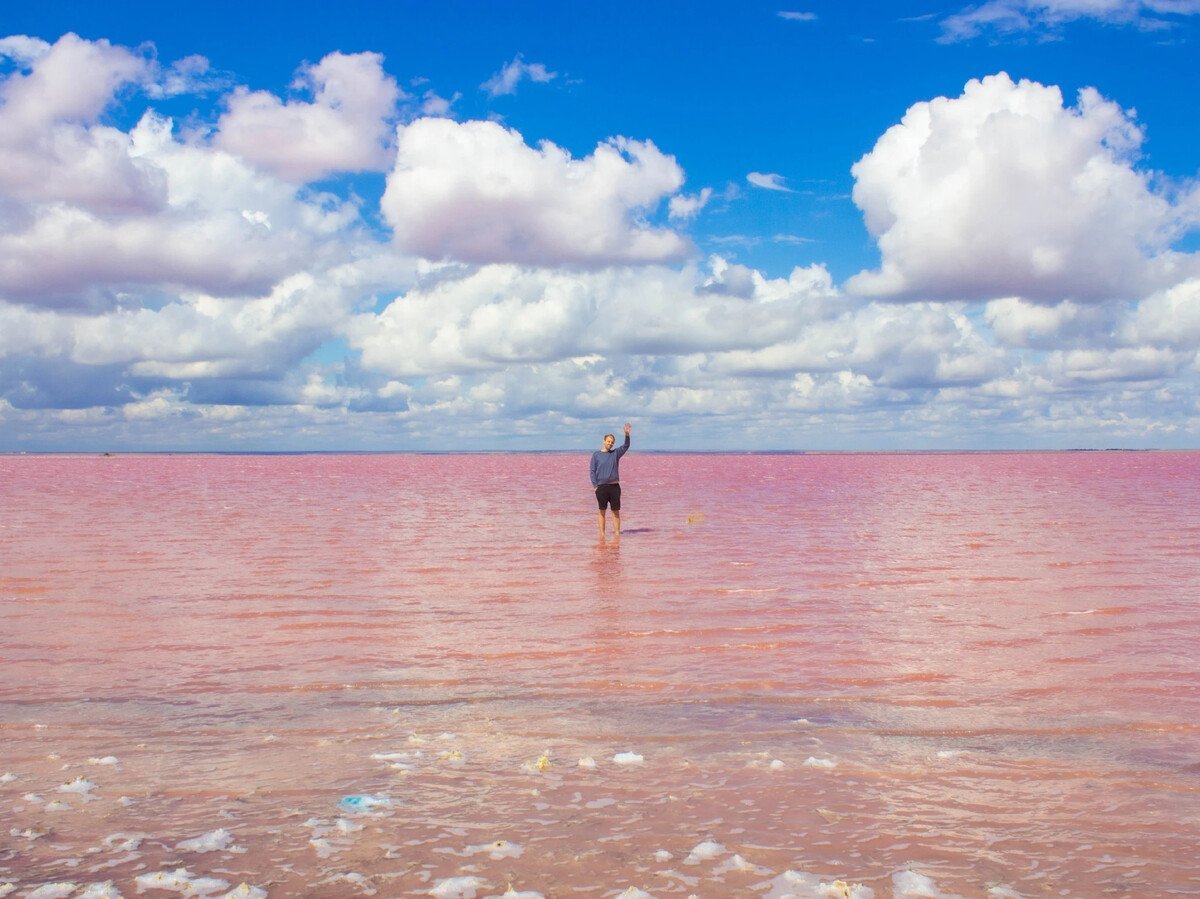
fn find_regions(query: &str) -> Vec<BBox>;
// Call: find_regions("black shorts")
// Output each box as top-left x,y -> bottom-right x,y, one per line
595,483 -> 621,511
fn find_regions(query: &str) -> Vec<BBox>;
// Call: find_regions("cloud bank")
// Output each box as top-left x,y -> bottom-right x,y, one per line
1,33 -> 1198,450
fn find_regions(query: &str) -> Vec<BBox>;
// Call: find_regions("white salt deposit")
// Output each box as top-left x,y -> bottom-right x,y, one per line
466,839 -> 523,860
440,749 -> 467,767
430,875 -> 487,898
26,884 -> 77,899
76,884 -> 123,899
0,886 -> 15,898
714,854 -> 769,875
175,828 -> 243,854
613,751 -> 644,766
45,799 -> 73,811
103,833 -> 146,851
769,759 -> 786,770
372,750 -> 422,762
803,757 -> 838,769
221,885 -> 267,899
935,750 -> 967,760
58,776 -> 97,798
683,840 -> 725,864
986,886 -> 1023,898
654,850 -> 672,862
614,889 -> 654,899
325,872 -> 376,895
88,756 -> 119,766
488,888 -> 544,899
23,792 -> 44,803
577,756 -> 597,769
759,871 -> 874,899
135,868 -> 230,895
0,772 -> 16,783
310,837 -> 339,858
12,826 -> 49,840
892,870 -> 945,897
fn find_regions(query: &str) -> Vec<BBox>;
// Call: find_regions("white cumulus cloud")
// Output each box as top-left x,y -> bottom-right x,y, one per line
215,51 -> 403,182
848,73 -> 1194,304
381,118 -> 690,266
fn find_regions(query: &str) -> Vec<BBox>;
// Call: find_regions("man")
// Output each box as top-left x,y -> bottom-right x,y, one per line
590,422 -> 631,538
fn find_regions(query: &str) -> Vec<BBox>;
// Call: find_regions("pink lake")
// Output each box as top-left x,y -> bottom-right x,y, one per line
2,451 -> 1199,898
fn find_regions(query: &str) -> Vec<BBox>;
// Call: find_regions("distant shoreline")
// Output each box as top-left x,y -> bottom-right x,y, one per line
3,448 -> 1195,457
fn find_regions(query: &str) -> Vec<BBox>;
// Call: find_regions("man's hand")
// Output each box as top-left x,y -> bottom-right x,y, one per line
624,422 -> 631,436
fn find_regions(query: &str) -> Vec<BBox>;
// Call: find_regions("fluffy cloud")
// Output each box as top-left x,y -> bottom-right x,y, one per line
848,73 -> 1194,304
0,33 -> 159,212
381,118 -> 690,266
941,0 -> 1200,40
481,54 -> 557,97
214,51 -> 403,182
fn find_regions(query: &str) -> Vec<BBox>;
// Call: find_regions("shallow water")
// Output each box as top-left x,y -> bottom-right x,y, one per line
2,451 -> 1199,897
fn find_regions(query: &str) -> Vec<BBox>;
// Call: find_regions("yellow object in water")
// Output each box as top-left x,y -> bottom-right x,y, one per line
686,512 -> 705,524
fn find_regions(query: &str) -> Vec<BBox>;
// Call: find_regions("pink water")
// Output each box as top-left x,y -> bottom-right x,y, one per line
2,452 -> 1199,898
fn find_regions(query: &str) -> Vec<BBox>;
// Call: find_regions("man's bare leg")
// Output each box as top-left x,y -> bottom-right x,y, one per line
597,510 -> 607,538
612,510 -> 620,537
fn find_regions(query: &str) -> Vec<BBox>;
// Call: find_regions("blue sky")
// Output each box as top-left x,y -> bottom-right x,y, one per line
1,1 -> 1198,450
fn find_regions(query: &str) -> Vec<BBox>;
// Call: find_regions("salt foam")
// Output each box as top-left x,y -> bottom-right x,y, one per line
613,751 -> 644,766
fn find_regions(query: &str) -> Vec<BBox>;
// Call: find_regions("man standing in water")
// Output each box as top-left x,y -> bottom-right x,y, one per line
591,422 -> 631,538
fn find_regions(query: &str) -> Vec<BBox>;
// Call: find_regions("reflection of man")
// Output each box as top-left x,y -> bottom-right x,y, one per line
590,422 -> 631,539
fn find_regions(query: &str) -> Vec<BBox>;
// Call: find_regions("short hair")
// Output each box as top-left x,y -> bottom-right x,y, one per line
604,433 -> 615,441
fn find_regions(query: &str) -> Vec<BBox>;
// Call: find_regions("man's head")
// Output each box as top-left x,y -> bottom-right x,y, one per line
602,433 -> 615,451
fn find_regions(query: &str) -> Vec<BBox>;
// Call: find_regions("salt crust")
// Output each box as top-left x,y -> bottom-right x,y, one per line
893,870 -> 948,897
324,872 -> 376,896
614,889 -> 654,899
176,828 -> 244,854
487,888 -> 544,899
0,885 -> 14,898
58,776 -> 98,796
76,884 -> 124,899
683,840 -> 725,864
577,756 -> 597,769
613,751 -> 644,766
758,870 -> 874,898
803,756 -> 838,769
0,772 -> 17,782
430,875 -> 488,897
466,839 -> 523,860
26,885 -> 77,899
103,833 -> 147,851
135,868 -> 230,895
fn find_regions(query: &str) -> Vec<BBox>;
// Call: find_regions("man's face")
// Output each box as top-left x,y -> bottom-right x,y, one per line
603,435 -> 615,451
